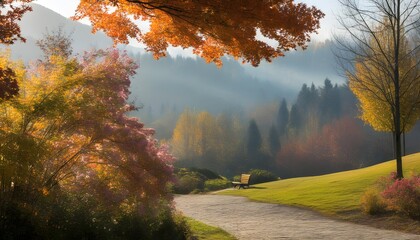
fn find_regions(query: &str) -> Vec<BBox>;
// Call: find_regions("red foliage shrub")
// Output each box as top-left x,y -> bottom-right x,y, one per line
277,117 -> 385,178
381,174 -> 420,219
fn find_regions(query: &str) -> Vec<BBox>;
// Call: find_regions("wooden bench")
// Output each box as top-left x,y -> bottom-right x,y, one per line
232,174 -> 251,189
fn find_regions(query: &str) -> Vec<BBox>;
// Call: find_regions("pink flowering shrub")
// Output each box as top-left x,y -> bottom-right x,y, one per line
0,35 -> 186,238
382,174 -> 420,219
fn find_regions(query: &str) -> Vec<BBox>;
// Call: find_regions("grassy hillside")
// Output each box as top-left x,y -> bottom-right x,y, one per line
219,153 -> 420,215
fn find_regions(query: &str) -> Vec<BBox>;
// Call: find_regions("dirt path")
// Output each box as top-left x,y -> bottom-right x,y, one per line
175,195 -> 420,240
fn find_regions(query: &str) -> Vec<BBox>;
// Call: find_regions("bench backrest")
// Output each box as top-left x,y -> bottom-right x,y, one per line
240,174 -> 251,184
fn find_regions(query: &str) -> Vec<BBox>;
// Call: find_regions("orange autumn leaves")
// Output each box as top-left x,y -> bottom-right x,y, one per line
0,0 -> 32,44
1,1 -> 323,66
72,0 -> 324,66
0,0 -> 32,100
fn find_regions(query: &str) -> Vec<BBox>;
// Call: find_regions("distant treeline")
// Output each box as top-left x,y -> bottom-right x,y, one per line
164,80 -> 420,178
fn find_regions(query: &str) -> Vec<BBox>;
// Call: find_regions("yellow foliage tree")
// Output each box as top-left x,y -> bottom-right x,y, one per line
171,110 -> 243,172
172,109 -> 197,160
172,110 -> 218,160
350,21 -> 420,133
347,19 -> 420,178
195,111 -> 218,156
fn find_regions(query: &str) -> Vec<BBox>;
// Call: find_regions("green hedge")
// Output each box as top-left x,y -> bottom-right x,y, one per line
249,169 -> 278,184
173,168 -> 231,194
233,169 -> 278,185
204,179 -> 231,191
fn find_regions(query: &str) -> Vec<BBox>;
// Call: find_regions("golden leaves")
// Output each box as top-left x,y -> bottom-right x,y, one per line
349,23 -> 420,133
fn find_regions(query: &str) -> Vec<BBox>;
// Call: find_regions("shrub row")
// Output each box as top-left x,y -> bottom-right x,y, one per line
173,168 -> 279,194
0,192 -> 191,240
233,169 -> 279,184
172,168 -> 231,194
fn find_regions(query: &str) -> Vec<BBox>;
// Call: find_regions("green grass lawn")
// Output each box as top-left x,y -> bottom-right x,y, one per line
219,153 -> 420,215
185,218 -> 237,240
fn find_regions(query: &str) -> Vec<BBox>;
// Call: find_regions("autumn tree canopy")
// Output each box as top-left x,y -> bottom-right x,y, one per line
337,0 -> 420,178
0,0 -> 32,99
349,27 -> 420,134
74,0 -> 324,66
1,0 -> 323,66
0,0 -> 32,44
0,38 -> 174,219
0,32 -> 185,238
0,66 -> 19,100
171,109 -> 243,174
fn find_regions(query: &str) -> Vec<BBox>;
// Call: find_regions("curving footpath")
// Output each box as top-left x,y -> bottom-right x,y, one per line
175,195 -> 420,240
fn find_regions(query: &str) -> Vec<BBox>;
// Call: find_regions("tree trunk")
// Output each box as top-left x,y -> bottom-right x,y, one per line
394,130 -> 403,179
394,0 -> 403,179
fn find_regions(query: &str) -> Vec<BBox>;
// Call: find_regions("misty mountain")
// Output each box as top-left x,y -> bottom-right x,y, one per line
130,54 -> 288,117
3,4 -> 342,119
243,40 -> 345,90
8,4 -> 114,60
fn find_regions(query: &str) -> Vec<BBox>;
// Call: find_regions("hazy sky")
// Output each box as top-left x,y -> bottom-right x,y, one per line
34,0 -> 341,42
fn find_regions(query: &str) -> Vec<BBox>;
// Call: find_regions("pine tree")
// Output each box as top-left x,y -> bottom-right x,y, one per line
276,98 -> 289,137
288,104 -> 301,137
319,78 -> 341,126
247,119 -> 262,155
269,125 -> 281,156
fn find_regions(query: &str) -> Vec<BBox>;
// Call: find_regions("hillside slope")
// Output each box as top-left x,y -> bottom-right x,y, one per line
220,153 -> 420,214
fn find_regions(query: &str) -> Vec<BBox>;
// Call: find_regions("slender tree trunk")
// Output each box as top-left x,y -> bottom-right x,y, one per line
394,76 -> 402,179
394,0 -> 403,179
394,129 -> 403,178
